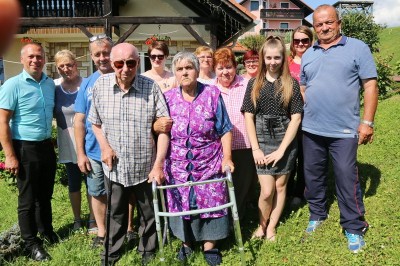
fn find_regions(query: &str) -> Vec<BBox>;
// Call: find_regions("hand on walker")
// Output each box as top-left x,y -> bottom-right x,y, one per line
222,158 -> 235,173
148,166 -> 165,185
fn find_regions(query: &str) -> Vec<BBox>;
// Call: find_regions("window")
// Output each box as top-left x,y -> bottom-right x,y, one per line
280,2 -> 289,8
250,1 -> 259,11
262,0 -> 267,9
263,22 -> 267,29
280,23 -> 289,29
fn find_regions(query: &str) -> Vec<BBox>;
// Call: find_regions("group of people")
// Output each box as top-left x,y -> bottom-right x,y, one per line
0,4 -> 378,266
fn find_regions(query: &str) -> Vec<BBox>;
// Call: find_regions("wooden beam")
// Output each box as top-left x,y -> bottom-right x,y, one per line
182,24 -> 208,46
115,24 -> 140,44
76,25 -> 94,38
210,23 -> 218,50
19,17 -> 214,27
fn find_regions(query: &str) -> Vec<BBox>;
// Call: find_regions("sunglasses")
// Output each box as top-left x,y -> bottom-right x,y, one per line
89,34 -> 113,43
113,59 -> 138,69
293,38 -> 310,45
149,54 -> 165,61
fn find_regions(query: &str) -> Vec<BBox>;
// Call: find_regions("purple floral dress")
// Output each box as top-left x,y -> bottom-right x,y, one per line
164,83 -> 232,219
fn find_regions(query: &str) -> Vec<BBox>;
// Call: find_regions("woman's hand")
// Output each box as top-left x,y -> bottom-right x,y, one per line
264,148 -> 285,167
252,149 -> 266,165
148,165 -> 165,185
222,158 -> 235,173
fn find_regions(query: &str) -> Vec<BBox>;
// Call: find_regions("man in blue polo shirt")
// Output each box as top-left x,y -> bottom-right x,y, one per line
0,43 -> 57,261
300,5 -> 378,253
74,35 -> 114,248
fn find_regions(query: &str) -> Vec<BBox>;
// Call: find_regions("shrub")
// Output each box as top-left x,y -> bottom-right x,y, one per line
375,54 -> 395,99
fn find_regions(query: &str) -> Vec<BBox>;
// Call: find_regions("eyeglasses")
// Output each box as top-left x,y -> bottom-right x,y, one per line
57,63 -> 75,70
197,56 -> 213,60
244,60 -> 259,65
89,34 -> 113,43
149,54 -> 165,61
293,38 -> 310,45
113,59 -> 138,69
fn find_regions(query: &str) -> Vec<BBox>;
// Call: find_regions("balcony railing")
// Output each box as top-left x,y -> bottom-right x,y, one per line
260,8 -> 304,19
20,0 -> 104,17
260,28 -> 292,36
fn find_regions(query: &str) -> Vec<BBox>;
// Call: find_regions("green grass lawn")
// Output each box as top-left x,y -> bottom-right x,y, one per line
376,26 -> 400,68
1,95 -> 400,265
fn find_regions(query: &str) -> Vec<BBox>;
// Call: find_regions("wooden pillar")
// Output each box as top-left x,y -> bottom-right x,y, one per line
210,23 -> 218,50
104,0 -> 112,37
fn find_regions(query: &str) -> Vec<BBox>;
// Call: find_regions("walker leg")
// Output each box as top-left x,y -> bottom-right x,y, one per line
152,183 -> 166,265
227,180 -> 246,266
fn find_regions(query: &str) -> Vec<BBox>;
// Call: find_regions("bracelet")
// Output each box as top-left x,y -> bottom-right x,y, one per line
252,148 -> 260,151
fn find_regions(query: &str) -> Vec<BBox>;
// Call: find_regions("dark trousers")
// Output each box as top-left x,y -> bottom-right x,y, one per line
13,139 -> 56,248
102,179 -> 156,262
232,148 -> 257,219
287,130 -> 305,198
303,132 -> 368,235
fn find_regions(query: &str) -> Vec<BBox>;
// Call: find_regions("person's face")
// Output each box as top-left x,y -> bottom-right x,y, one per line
20,44 -> 45,79
197,51 -> 213,69
174,59 -> 198,89
56,58 -> 78,81
215,61 -> 236,86
244,57 -> 259,77
111,51 -> 140,85
264,47 -> 283,75
149,48 -> 166,68
90,41 -> 112,74
293,32 -> 311,56
313,7 -> 341,44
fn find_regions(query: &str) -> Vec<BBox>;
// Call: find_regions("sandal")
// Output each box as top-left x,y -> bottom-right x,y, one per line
251,225 -> 265,240
87,219 -> 98,235
177,245 -> 193,261
266,234 -> 276,242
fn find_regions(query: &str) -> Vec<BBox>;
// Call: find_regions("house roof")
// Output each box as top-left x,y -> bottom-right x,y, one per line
178,0 -> 256,46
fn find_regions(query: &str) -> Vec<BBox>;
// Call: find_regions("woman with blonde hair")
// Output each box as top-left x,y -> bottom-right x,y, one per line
54,49 -> 95,232
241,36 -> 303,240
194,46 -> 215,84
287,25 -> 313,207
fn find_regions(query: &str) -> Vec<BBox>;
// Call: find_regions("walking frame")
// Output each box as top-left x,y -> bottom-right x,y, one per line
152,166 -> 245,265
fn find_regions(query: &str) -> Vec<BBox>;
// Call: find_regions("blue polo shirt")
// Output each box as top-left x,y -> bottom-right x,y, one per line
300,36 -> 377,138
0,70 -> 55,141
74,71 -> 101,161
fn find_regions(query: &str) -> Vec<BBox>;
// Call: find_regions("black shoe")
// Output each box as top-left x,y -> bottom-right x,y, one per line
30,245 -> 51,261
177,245 -> 193,261
92,236 -> 105,249
141,252 -> 155,265
203,249 -> 222,266
126,230 -> 139,243
40,231 -> 60,244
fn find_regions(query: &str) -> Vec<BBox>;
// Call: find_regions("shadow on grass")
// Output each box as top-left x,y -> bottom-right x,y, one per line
358,162 -> 381,197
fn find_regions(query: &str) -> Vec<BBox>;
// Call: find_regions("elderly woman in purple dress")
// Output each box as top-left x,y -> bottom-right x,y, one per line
163,51 -> 234,266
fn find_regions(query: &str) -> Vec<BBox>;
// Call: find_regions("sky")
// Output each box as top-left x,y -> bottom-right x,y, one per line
237,0 -> 400,27
303,0 -> 400,27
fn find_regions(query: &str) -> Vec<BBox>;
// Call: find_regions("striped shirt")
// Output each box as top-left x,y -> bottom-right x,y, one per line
88,73 -> 169,186
215,75 -> 251,150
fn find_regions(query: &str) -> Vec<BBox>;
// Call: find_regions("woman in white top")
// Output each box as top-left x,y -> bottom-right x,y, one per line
54,50 -> 94,231
141,41 -> 176,93
194,46 -> 215,85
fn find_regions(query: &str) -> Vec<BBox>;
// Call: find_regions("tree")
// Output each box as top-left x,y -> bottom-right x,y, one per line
238,35 -> 266,52
340,11 -> 385,53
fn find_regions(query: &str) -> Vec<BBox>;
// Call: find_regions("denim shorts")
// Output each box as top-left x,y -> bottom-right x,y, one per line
87,158 -> 106,197
65,163 -> 87,193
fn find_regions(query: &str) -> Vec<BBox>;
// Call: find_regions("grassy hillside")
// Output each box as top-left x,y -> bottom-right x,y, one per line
376,26 -> 400,67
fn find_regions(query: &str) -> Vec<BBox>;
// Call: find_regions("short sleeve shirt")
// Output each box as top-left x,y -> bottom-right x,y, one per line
0,70 -> 55,141
241,77 -> 303,116
88,73 -> 170,186
300,36 -> 377,138
74,71 -> 101,160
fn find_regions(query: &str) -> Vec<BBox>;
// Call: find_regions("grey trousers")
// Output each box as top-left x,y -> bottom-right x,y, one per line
101,179 -> 156,262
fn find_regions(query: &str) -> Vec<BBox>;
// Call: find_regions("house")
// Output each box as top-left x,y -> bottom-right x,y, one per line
238,0 -> 313,37
2,0 -> 255,81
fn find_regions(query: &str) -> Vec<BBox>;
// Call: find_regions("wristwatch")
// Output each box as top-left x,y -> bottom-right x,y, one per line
361,120 -> 374,128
